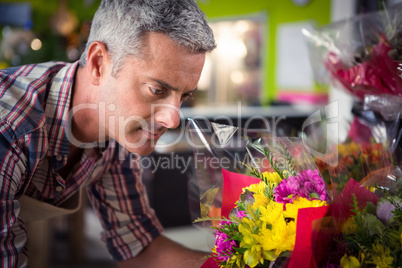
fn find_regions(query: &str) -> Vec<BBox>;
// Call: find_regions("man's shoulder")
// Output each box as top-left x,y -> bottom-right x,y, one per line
0,61 -> 70,97
0,61 -> 70,139
0,61 -> 69,80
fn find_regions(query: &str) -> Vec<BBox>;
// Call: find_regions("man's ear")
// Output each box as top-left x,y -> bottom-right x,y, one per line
85,41 -> 111,86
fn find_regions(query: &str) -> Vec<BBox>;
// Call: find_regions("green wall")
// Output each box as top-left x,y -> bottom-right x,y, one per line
0,0 -> 100,32
1,0 -> 331,104
0,0 -> 101,64
197,0 -> 331,104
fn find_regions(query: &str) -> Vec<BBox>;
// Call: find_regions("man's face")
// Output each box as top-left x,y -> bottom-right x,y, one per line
98,32 -> 206,155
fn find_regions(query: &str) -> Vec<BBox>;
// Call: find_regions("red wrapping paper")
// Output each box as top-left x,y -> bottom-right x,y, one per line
221,169 -> 261,218
201,257 -> 220,268
331,178 -> 379,221
326,36 -> 402,99
287,205 -> 332,268
288,178 -> 379,268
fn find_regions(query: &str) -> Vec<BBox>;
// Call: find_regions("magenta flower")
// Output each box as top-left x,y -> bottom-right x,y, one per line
274,169 -> 330,204
230,208 -> 247,220
237,210 -> 246,220
214,221 -> 238,262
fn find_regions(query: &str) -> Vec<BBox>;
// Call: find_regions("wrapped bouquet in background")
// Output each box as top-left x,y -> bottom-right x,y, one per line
321,162 -> 402,267
299,6 -> 402,260
303,3 -> 402,164
303,3 -> 402,98
314,139 -> 393,195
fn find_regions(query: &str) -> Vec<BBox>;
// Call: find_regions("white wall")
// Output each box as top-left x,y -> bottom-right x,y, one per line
328,0 -> 357,141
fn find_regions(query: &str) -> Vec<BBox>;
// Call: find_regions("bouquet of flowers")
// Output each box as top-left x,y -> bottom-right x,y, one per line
321,162 -> 402,267
303,3 -> 402,164
300,118 -> 402,267
315,140 -> 392,194
188,117 -> 401,267
303,3 -> 402,98
188,119 -> 332,267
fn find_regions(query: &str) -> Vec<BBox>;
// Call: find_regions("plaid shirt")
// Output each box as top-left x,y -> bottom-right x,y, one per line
0,61 -> 163,266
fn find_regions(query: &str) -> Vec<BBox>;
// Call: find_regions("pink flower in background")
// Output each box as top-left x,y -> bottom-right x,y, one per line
275,169 -> 330,204
325,35 -> 402,99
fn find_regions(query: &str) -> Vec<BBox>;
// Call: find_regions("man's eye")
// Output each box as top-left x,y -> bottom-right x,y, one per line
150,87 -> 166,95
181,93 -> 193,102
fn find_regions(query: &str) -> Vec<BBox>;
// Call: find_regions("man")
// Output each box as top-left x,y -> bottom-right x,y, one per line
0,0 -> 216,267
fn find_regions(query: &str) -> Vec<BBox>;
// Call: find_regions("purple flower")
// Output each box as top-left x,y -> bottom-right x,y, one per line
377,199 -> 401,225
214,221 -> 237,262
239,189 -> 255,205
274,169 -> 330,204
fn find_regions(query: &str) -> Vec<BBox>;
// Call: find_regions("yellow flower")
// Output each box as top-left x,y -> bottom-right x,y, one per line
262,171 -> 282,184
245,182 -> 261,195
338,142 -> 360,157
239,216 -> 279,267
239,218 -> 261,245
260,215 -> 296,255
252,193 -> 269,211
283,197 -> 327,221
243,244 -> 265,267
371,241 -> 393,267
341,217 -> 357,235
239,233 -> 266,267
212,246 -> 217,254
340,254 -> 361,268
243,181 -> 270,211
244,181 -> 266,196
259,201 -> 283,225
226,253 -> 244,268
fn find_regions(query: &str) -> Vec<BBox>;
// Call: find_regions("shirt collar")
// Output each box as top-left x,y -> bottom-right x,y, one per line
46,61 -> 79,157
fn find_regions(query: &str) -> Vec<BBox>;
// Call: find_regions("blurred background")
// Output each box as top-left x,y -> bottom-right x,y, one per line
0,0 -> 401,267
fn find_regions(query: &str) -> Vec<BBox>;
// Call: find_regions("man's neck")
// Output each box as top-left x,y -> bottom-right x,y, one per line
69,66 -> 104,145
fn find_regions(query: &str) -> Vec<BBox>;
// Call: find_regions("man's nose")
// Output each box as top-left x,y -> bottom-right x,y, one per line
154,103 -> 181,129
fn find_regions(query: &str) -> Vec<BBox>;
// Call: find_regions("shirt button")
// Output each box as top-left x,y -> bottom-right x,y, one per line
55,186 -> 63,192
56,155 -> 63,161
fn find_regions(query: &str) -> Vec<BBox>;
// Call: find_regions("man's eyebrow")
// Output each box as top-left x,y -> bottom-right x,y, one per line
149,78 -> 197,93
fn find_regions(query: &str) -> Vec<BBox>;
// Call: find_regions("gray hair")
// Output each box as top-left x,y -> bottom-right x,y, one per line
79,0 -> 216,75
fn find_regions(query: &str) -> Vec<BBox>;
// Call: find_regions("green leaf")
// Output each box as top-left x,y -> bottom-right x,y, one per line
362,202 -> 376,215
248,140 -> 286,180
193,215 -> 230,223
362,214 -> 385,236
233,247 -> 247,254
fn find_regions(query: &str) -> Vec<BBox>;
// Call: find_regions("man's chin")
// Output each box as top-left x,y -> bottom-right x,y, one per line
125,144 -> 156,156
114,131 -> 161,155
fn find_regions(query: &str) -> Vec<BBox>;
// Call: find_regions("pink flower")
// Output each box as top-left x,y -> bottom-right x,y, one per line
214,221 -> 238,262
230,208 -> 247,220
274,169 -> 330,204
237,210 -> 246,220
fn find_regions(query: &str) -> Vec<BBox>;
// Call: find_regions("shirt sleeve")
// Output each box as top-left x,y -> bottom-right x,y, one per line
86,145 -> 163,261
0,133 -> 29,267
